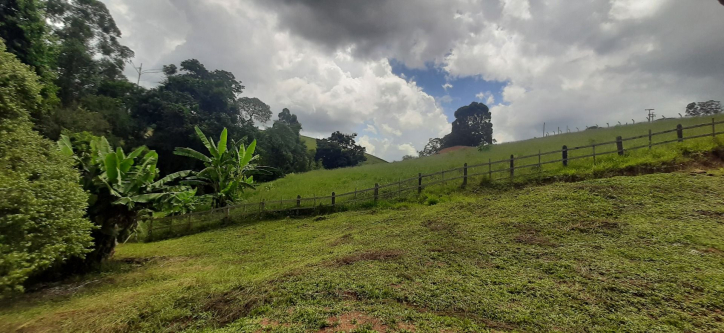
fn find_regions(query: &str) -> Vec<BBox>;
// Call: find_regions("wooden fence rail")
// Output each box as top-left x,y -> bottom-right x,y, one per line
142,118 -> 724,241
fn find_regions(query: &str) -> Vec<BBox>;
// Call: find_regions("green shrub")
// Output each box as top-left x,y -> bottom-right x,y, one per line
0,41 -> 93,296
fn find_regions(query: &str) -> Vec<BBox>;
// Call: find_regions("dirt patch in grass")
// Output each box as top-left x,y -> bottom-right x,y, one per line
333,250 -> 404,266
515,226 -> 556,247
320,311 -> 388,333
696,210 -> 724,218
329,233 -> 353,247
199,287 -> 268,326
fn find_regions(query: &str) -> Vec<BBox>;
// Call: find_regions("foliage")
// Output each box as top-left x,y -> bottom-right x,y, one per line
59,133 -> 189,267
174,127 -> 258,208
45,0 -> 133,106
418,138 -> 444,157
0,0 -> 58,107
238,97 -> 272,123
442,101 -> 493,148
686,100 -> 722,117
402,154 -> 418,161
257,109 -> 310,181
0,43 -> 92,296
314,131 -> 367,169
133,59 -> 259,175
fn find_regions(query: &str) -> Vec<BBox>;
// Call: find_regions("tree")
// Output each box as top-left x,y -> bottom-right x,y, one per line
58,133 -> 189,268
133,59 -> 259,175
442,102 -> 493,148
418,138 -> 443,157
0,41 -> 93,295
174,127 -> 258,208
402,155 -> 418,161
238,97 -> 272,123
0,0 -> 59,112
315,131 -> 366,169
45,0 -> 134,106
685,101 -> 722,117
257,109 -> 310,180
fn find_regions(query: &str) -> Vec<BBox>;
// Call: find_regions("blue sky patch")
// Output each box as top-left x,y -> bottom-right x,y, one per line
389,59 -> 507,122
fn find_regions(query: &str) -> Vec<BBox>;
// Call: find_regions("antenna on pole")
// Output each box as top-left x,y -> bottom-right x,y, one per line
646,109 -> 655,122
129,60 -> 163,87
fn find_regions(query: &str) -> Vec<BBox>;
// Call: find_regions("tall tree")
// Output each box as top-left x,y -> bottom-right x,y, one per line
133,59 -> 259,175
45,0 -> 134,106
257,109 -> 310,180
442,102 -> 493,148
315,131 -> 366,169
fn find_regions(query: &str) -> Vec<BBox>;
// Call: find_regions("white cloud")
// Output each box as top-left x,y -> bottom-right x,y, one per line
364,124 -> 378,135
104,0 -> 724,155
501,0 -> 532,20
476,91 -> 495,105
442,83 -> 453,90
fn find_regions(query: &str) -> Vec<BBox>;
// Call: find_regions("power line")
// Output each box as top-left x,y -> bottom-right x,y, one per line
129,60 -> 163,86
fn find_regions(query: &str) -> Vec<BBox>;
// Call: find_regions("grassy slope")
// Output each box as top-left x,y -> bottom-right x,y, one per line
300,135 -> 388,166
247,115 -> 724,202
3,171 -> 724,332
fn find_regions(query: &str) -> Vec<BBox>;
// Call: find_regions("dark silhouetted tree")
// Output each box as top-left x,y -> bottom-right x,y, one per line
442,102 -> 493,147
685,100 -> 722,117
418,138 -> 444,157
315,132 -> 366,169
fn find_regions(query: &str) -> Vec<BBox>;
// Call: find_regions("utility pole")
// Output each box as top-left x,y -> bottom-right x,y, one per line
646,109 -> 655,122
129,61 -> 163,87
136,63 -> 142,86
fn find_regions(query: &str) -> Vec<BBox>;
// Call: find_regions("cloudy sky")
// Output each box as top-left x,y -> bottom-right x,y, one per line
102,0 -> 724,161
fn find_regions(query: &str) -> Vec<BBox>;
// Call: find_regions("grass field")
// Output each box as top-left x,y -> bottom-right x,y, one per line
300,135 -> 389,166
246,116 -> 724,204
3,170 -> 724,332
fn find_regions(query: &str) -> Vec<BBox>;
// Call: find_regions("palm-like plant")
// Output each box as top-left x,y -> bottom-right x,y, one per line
59,134 -> 190,265
174,127 -> 258,207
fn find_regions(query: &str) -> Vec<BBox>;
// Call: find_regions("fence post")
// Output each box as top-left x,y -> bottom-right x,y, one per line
462,163 -> 468,187
676,124 -> 683,142
488,158 -> 492,180
713,118 -> 716,138
261,200 -> 265,213
509,155 -> 515,179
331,192 -> 335,207
616,136 -> 624,155
592,144 -> 596,165
374,183 -> 379,203
562,145 -> 568,166
418,173 -> 422,194
296,195 -> 301,208
187,214 -> 192,231
648,129 -> 652,150
225,207 -> 230,219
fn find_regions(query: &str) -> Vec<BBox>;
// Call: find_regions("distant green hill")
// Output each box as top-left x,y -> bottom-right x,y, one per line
301,135 -> 388,166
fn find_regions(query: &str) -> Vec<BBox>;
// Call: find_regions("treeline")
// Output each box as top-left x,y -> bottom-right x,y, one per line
0,0 -> 368,297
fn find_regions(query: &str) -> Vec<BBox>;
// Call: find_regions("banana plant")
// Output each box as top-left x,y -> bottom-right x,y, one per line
59,134 -> 191,264
174,126 -> 258,207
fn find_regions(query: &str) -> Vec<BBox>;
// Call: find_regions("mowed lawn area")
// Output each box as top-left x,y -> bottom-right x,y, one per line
3,171 -> 724,332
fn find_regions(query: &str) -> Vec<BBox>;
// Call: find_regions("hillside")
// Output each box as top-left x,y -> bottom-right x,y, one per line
3,171 -> 724,332
300,135 -> 388,166
243,115 -> 724,202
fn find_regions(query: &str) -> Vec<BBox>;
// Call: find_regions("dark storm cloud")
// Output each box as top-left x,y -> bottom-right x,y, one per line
259,0 -> 498,67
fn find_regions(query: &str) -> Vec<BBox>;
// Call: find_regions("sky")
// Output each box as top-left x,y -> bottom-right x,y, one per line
102,0 -> 724,161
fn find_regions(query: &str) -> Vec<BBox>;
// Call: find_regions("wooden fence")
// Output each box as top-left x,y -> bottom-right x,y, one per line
141,118 -> 724,241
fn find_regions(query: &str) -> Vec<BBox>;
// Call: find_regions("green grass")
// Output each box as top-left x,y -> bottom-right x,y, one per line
300,135 -> 388,166
250,116 -> 724,204
3,171 -> 724,332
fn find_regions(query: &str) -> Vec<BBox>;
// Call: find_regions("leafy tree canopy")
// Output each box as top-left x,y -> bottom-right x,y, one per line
686,100 -> 722,117
0,41 -> 92,295
315,131 -> 366,169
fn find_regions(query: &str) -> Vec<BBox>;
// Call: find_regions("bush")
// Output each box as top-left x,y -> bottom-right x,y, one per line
0,41 -> 93,296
